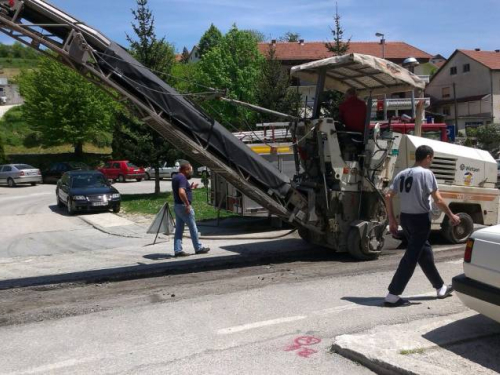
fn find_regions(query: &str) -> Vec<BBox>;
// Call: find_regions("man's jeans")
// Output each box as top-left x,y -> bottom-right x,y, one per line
388,213 -> 444,295
174,204 -> 203,253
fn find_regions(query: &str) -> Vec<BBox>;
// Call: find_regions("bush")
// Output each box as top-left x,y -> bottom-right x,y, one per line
0,135 -> 7,163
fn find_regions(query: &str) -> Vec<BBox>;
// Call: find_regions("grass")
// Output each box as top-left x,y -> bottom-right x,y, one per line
120,188 -> 238,221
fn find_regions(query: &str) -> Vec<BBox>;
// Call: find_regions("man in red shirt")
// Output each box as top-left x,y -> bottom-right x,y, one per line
339,88 -> 367,134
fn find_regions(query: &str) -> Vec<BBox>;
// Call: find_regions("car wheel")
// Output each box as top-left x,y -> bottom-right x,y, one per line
66,197 -> 74,215
136,178 -> 143,182
442,212 -> 474,244
7,178 -> 16,187
145,173 -> 151,180
118,175 -> 125,183
56,194 -> 64,208
112,204 -> 121,214
31,182 -> 37,186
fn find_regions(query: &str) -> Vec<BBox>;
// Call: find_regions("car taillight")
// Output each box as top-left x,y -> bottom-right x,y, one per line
464,239 -> 474,263
37,170 -> 41,175
19,171 -> 24,176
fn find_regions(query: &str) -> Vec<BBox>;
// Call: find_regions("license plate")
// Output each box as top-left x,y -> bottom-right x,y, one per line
92,202 -> 108,207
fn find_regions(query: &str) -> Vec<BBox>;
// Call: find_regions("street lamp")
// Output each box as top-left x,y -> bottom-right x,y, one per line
375,32 -> 385,59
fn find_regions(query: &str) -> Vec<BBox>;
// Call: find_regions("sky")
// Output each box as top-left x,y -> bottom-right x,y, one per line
4,0 -> 500,58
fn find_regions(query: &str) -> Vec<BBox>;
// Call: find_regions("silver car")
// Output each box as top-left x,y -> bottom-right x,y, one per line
0,164 -> 42,187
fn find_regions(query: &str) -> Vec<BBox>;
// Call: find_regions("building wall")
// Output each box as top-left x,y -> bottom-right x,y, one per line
426,52 -> 491,101
492,71 -> 500,123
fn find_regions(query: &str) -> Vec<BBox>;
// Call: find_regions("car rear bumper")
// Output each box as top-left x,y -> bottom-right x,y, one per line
453,274 -> 500,307
453,274 -> 500,323
14,176 -> 43,184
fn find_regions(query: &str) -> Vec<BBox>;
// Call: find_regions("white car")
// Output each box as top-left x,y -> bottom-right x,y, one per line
453,225 -> 500,323
145,161 -> 179,180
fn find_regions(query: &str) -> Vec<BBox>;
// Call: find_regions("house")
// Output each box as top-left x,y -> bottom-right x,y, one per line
257,40 -> 433,120
430,54 -> 447,68
425,49 -> 500,132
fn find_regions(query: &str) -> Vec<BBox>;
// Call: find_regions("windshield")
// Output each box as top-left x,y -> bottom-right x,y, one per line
15,164 -> 35,170
71,174 -> 108,188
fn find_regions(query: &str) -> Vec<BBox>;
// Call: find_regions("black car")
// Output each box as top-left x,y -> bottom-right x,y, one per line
56,171 -> 121,215
43,162 -> 90,184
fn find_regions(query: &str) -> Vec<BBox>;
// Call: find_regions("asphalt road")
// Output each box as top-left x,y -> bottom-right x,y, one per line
0,245 -> 468,374
0,180 -> 199,258
0,179 -> 487,374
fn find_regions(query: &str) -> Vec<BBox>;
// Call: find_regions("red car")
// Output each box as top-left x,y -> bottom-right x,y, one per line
98,160 -> 145,182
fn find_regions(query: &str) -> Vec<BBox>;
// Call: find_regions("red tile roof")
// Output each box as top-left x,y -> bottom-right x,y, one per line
257,41 -> 432,61
458,50 -> 500,70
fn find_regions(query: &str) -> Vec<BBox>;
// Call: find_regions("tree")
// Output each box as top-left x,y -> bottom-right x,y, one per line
18,56 -> 116,156
279,32 -> 300,42
126,0 -> 176,82
112,111 -> 182,178
243,29 -> 266,43
0,133 -> 7,164
476,124 -> 500,153
180,46 -> 190,64
325,3 -> 351,56
322,3 -> 351,120
197,24 -> 222,60
255,46 -> 301,122
195,24 -> 265,128
121,0 -> 177,193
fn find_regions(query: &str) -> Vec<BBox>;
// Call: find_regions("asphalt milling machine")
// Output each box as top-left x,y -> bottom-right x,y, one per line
0,0 -> 497,260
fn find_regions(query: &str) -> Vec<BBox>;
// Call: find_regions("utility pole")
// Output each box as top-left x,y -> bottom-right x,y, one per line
453,83 -> 458,136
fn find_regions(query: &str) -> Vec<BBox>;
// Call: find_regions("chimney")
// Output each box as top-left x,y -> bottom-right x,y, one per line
475,48 -> 481,51
271,39 -> 276,45
299,39 -> 305,45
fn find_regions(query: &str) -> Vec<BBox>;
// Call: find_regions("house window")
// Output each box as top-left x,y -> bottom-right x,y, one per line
463,64 -> 470,73
443,106 -> 451,116
450,66 -> 457,75
442,87 -> 451,99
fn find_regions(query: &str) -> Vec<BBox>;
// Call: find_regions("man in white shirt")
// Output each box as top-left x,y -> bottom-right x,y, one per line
384,145 -> 461,307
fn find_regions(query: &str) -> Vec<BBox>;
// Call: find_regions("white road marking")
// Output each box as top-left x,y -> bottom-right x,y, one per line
217,315 -> 307,335
218,303 -> 365,335
311,304 -> 364,316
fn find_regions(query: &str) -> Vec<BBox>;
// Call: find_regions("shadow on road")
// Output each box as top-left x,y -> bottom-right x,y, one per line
341,296 -> 422,307
423,314 -> 500,373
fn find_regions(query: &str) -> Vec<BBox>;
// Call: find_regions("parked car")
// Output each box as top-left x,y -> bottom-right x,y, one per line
98,160 -> 145,182
0,164 -> 42,187
145,161 -> 179,180
453,225 -> 500,323
56,170 -> 121,215
42,162 -> 90,184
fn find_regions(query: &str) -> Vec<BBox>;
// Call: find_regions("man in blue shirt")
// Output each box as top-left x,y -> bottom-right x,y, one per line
172,160 -> 210,257
384,145 -> 460,307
